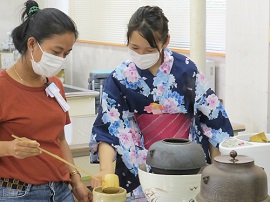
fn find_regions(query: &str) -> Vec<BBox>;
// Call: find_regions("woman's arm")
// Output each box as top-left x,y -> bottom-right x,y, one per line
0,141 -> 13,157
58,130 -> 92,202
192,68 -> 233,163
58,131 -> 78,175
90,142 -> 116,188
90,72 -> 129,184
99,142 -> 116,173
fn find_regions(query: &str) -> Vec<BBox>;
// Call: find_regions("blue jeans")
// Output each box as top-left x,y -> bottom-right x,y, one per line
0,181 -> 74,202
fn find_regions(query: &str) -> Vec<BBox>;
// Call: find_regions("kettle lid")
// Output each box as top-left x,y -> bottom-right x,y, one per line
215,150 -> 254,164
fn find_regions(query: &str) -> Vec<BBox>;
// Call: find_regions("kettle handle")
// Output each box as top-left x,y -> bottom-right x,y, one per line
202,176 -> 209,184
149,149 -> 155,157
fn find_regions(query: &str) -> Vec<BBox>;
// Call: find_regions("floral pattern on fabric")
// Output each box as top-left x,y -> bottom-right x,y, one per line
115,62 -> 151,96
90,48 -> 233,196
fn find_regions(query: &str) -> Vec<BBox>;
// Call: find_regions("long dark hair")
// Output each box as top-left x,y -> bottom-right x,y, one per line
12,0 -> 78,55
127,6 -> 169,51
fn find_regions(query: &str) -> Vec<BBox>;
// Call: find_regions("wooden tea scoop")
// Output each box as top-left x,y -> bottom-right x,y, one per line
12,135 -> 121,193
12,135 -> 99,181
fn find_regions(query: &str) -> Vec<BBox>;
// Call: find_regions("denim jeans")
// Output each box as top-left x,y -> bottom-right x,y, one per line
0,181 -> 74,202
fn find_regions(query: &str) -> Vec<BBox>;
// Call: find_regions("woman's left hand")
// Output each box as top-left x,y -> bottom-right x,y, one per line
71,179 -> 93,202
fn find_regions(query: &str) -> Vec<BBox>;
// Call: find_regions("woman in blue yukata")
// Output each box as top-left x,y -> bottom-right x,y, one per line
90,5 -> 233,198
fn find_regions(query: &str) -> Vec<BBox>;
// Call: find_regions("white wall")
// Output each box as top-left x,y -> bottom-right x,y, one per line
0,0 -> 26,48
66,43 -> 129,89
3,0 -> 270,134
225,0 -> 270,133
66,42 -> 227,100
267,1 -> 270,133
0,0 -> 66,50
268,43 -> 270,132
0,0 -> 45,48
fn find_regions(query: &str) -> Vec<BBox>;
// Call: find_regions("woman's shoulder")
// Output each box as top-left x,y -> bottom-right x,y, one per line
171,51 -> 188,61
0,70 -> 7,89
115,60 -> 130,70
0,69 -> 6,80
112,60 -> 130,79
47,76 -> 66,95
48,76 -> 63,87
171,51 -> 198,73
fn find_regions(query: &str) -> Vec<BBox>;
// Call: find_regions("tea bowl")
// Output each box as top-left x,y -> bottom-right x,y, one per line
93,186 -> 126,202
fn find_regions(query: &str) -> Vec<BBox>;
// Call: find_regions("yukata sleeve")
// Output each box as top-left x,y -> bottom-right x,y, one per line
89,73 -> 142,163
90,74 -> 123,162
191,69 -> 233,151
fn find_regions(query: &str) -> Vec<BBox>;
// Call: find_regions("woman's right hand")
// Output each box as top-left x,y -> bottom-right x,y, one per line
8,138 -> 41,159
90,169 -> 114,188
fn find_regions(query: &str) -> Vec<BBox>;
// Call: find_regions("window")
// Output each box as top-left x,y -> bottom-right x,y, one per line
69,0 -> 226,53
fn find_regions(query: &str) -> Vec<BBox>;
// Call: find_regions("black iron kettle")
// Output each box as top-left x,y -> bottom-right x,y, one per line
146,138 -> 206,175
196,150 -> 270,202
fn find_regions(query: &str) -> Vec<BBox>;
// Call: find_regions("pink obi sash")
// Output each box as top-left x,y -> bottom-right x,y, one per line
134,113 -> 191,149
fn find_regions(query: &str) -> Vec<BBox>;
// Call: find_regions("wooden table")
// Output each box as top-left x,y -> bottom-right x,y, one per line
231,122 -> 246,136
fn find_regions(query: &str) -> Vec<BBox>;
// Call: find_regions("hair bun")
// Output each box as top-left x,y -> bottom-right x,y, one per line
28,6 -> 39,16
21,0 -> 39,21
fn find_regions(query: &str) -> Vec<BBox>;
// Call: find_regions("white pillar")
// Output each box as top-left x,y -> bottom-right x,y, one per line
190,0 -> 206,73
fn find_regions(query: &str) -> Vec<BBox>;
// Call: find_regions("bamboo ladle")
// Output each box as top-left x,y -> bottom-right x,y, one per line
12,135 -> 120,193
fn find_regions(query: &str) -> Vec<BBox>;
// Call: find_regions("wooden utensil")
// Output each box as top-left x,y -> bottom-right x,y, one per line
12,134 -> 100,181
12,134 -> 121,193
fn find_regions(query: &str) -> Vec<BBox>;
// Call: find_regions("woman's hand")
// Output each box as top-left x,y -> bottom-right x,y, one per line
90,169 -> 114,188
8,138 -> 41,159
71,181 -> 93,202
71,174 -> 93,202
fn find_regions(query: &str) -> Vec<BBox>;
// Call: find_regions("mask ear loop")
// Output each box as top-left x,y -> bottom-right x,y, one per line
30,41 -> 44,63
30,46 -> 49,86
36,42 -> 44,53
30,48 -> 35,61
29,39 -> 41,62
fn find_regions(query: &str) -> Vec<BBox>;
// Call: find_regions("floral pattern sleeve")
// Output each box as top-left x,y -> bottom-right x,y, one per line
90,71 -> 145,161
90,66 -> 149,194
189,63 -> 233,162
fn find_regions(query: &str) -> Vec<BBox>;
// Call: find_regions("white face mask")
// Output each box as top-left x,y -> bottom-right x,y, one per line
128,48 -> 161,70
31,42 -> 65,77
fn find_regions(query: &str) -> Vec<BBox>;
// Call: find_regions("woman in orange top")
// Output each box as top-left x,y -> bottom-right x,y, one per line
0,1 -> 92,201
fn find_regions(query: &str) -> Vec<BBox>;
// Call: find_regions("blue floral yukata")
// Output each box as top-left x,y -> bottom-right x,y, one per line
90,48 -> 233,197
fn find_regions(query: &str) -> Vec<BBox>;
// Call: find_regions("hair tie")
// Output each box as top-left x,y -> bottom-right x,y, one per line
28,6 -> 39,15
